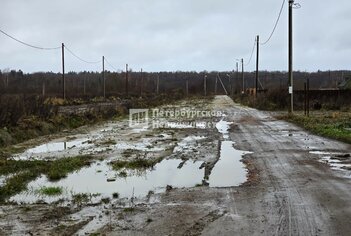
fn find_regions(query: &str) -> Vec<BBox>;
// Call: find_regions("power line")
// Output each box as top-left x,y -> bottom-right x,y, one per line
64,45 -> 101,64
260,0 -> 286,45
245,38 -> 256,66
104,57 -> 118,71
0,28 -> 60,50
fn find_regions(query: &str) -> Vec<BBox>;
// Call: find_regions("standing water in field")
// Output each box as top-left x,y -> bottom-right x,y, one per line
10,159 -> 205,204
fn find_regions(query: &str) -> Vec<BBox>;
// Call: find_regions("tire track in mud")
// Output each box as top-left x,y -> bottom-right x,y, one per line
239,121 -> 323,235
183,210 -> 225,236
225,189 -> 239,220
228,101 -> 350,236
202,140 -> 221,185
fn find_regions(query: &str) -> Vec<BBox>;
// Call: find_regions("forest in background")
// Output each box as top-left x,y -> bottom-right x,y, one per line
0,69 -> 350,147
0,69 -> 350,98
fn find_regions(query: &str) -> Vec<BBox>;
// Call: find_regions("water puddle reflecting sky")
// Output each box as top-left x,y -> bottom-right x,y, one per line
10,159 -> 205,204
14,138 -> 91,160
9,118 -> 253,204
209,141 -> 251,187
210,119 -> 252,187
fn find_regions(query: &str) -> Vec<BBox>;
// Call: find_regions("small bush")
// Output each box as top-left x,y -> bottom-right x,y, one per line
112,192 -> 119,198
37,186 -> 63,196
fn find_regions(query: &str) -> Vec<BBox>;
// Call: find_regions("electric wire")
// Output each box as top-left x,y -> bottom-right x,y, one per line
0,28 -> 61,50
64,45 -> 101,64
245,38 -> 256,66
260,0 -> 286,45
104,57 -> 118,71
2,0 -> 295,72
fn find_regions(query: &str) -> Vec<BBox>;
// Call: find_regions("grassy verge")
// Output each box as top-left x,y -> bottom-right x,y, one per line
277,112 -> 351,144
0,155 -> 93,202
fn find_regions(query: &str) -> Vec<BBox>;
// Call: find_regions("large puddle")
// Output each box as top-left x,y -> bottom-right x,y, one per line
209,141 -> 250,187
10,159 -> 204,204
209,119 -> 251,187
15,138 -> 91,160
8,117 -> 252,204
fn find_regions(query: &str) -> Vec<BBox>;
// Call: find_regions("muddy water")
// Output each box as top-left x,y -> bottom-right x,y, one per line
10,159 -> 204,204
209,141 -> 250,187
9,114 -> 251,204
209,119 -> 251,187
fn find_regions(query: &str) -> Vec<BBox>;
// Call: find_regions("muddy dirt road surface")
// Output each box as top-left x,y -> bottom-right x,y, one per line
1,96 -> 350,235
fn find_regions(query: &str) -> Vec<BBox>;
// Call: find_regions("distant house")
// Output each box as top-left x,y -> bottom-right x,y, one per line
338,78 -> 351,90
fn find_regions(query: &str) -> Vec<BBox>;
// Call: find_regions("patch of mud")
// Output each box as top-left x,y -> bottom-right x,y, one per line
183,210 -> 226,236
310,151 -> 351,178
173,136 -> 206,154
69,206 -> 110,236
11,125 -> 175,161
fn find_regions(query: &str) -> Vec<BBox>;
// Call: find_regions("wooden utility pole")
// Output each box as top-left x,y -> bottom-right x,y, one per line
241,58 -> 244,94
125,64 -> 129,96
236,62 -> 239,94
140,68 -> 143,97
218,75 -> 228,95
156,74 -> 159,95
62,43 -> 65,100
230,72 -> 234,96
304,82 -> 307,116
42,79 -> 46,97
215,75 -> 218,95
83,77 -> 86,96
255,35 -> 259,97
227,74 -> 232,97
307,77 -> 310,117
288,0 -> 294,113
204,75 -> 207,96
102,56 -> 105,99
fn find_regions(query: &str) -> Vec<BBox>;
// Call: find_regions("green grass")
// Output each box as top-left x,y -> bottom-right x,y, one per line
72,193 -> 90,206
0,155 -> 94,202
111,157 -> 162,170
118,171 -> 127,178
37,186 -> 63,196
0,171 -> 39,200
46,156 -> 92,181
101,197 -> 110,204
278,112 -> 351,144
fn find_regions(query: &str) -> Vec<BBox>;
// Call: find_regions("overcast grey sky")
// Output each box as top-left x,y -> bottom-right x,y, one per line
0,0 -> 350,73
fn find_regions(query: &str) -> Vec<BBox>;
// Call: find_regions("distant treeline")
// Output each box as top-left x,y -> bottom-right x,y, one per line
0,69 -> 349,98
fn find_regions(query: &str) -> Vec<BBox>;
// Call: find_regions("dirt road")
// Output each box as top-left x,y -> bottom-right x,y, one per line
114,96 -> 351,236
1,95 -> 350,235
200,96 -> 351,236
